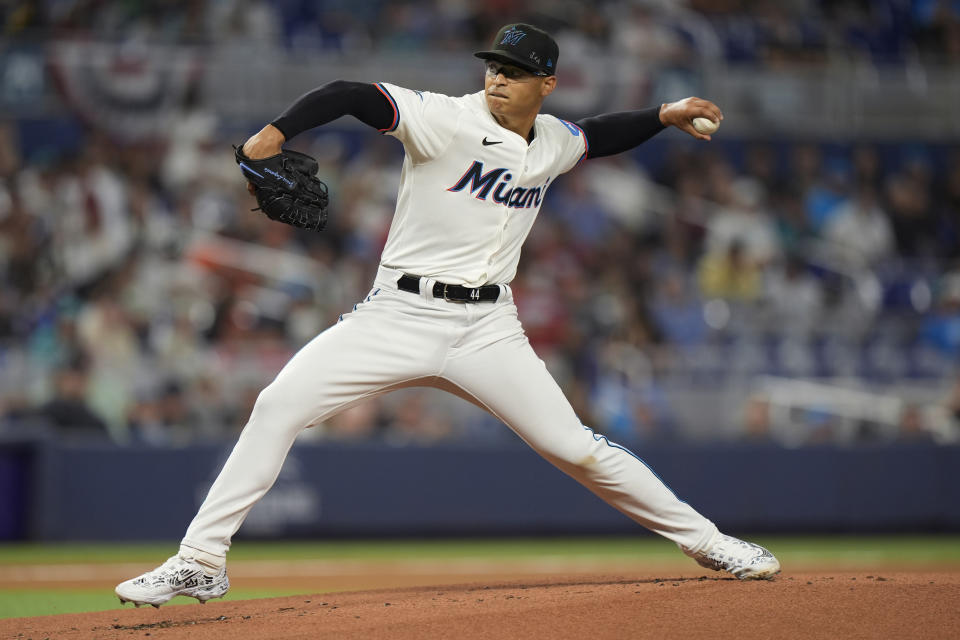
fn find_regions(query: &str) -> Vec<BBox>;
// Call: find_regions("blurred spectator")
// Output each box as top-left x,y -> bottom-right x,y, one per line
591,338 -> 673,443
763,255 -> 824,334
161,83 -> 220,195
34,357 -> 110,440
942,378 -> 960,441
697,240 -> 763,301
76,283 -> 143,432
209,0 -> 282,46
823,180 -> 894,266
911,0 -> 960,61
741,393 -> 772,441
187,376 -> 232,440
127,381 -> 198,446
920,269 -> 960,358
321,401 -> 381,441
52,136 -> 135,288
650,270 -> 709,347
383,390 -> 454,445
934,150 -> 960,260
742,142 -> 780,193
790,144 -> 847,233
885,158 -> 936,259
704,172 -> 780,265
2,0 -> 47,35
549,170 -> 615,247
851,145 -> 882,188
611,4 -> 691,63
582,157 -> 657,235
0,123 -> 19,178
770,185 -> 816,257
897,403 -> 934,442
662,165 -> 710,267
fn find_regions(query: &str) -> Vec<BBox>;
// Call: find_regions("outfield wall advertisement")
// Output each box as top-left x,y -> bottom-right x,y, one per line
2,441 -> 959,540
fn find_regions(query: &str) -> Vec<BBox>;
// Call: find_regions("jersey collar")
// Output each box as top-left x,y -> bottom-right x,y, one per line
474,90 -> 539,145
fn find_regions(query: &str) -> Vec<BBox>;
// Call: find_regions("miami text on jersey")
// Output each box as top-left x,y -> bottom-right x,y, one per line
447,160 -> 550,209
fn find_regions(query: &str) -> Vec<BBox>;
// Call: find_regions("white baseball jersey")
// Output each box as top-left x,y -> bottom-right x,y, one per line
375,83 -> 588,287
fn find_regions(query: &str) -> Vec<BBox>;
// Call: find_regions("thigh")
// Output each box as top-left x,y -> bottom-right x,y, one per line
253,288 -> 449,426
440,318 -> 588,463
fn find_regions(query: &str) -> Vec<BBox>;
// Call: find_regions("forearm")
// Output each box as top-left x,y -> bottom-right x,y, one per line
575,107 -> 665,160
270,80 -> 394,140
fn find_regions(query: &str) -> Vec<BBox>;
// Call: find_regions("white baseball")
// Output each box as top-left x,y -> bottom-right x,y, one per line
692,117 -> 719,135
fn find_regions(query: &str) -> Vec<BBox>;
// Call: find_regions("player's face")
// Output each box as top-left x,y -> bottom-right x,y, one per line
483,61 -> 557,119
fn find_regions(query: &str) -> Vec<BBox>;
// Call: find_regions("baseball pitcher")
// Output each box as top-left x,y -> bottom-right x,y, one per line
117,23 -> 779,608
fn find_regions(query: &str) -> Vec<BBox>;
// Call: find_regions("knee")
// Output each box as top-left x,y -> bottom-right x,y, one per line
538,428 -> 606,470
250,383 -> 281,416
246,382 -> 307,432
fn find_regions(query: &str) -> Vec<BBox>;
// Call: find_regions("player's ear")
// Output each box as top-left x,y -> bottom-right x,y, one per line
541,75 -> 557,97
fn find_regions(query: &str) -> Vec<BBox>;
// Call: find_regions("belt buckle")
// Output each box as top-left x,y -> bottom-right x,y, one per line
442,283 -> 450,300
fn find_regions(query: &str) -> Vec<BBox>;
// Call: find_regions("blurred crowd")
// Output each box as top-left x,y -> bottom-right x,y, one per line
3,0 -> 960,64
1,2 -> 959,448
1,110 -> 959,447
511,142 -> 960,446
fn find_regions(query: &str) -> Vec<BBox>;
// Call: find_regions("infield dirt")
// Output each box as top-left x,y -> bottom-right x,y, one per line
3,570 -> 958,639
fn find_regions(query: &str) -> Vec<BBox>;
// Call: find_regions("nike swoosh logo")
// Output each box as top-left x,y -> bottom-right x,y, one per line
482,137 -> 502,146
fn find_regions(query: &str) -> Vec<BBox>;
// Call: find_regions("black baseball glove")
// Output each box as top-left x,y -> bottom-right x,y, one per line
235,144 -> 329,231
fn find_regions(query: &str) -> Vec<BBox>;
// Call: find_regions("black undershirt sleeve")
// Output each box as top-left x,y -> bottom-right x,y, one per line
575,106 -> 666,160
270,80 -> 395,140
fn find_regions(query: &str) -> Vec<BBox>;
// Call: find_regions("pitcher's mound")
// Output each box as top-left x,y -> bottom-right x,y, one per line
5,571 -> 958,640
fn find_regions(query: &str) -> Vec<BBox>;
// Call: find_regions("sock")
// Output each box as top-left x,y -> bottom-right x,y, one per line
178,544 -> 226,575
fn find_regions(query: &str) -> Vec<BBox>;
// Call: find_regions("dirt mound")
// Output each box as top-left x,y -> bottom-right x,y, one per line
4,571 -> 957,640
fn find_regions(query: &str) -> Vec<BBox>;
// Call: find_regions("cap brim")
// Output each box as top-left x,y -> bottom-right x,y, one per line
474,50 -> 550,75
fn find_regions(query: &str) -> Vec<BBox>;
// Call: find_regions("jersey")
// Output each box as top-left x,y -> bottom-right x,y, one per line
374,83 -> 589,287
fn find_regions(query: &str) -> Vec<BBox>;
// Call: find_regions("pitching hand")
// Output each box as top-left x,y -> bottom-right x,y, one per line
659,97 -> 723,141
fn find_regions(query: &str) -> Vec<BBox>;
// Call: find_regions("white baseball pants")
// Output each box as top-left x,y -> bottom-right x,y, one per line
181,265 -> 718,565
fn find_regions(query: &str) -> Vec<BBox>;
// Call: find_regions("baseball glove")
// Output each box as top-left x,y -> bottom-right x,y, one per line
235,144 -> 329,231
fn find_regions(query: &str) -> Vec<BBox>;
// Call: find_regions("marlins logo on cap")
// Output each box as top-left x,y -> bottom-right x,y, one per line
500,27 -> 528,46
475,23 -> 559,77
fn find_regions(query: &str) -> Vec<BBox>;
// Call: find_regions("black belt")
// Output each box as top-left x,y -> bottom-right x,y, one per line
397,274 -> 500,303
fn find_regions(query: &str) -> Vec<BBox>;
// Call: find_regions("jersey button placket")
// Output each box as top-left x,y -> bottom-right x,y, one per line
490,180 -> 516,267
490,147 -> 526,266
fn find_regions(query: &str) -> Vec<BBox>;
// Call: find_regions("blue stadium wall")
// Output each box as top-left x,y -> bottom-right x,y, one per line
1,440 -> 958,540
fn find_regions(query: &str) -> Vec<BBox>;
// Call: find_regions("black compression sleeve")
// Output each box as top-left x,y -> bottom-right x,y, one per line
270,80 -> 395,140
575,107 -> 665,160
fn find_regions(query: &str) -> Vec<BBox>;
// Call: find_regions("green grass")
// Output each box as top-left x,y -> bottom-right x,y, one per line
1,535 -> 958,619
0,537 -> 682,565
0,588 -> 308,620
767,535 -> 960,565
3,535 -> 960,565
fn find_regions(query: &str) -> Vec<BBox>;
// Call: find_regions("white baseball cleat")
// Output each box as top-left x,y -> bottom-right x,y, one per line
116,555 -> 229,607
690,533 -> 781,580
